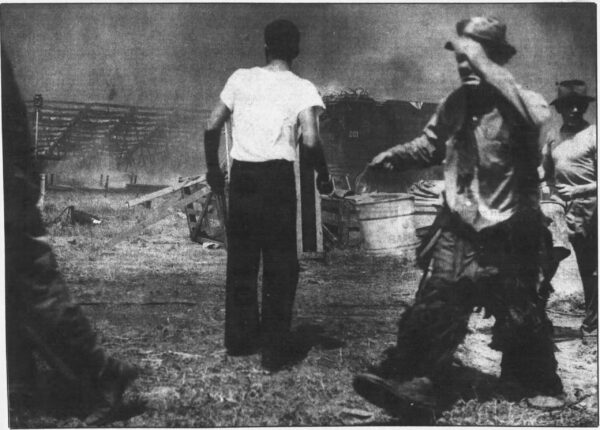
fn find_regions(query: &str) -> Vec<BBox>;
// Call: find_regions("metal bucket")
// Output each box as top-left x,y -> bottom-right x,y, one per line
349,193 -> 419,258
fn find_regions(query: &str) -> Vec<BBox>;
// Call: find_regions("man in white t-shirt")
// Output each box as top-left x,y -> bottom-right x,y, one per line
204,19 -> 332,371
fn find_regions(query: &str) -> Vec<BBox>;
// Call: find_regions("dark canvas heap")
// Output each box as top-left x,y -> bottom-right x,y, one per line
320,89 -> 442,193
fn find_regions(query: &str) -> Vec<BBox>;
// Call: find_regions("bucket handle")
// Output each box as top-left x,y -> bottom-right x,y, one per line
355,165 -> 378,195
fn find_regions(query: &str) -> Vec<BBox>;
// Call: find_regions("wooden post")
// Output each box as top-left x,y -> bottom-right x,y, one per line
33,95 -> 43,160
37,173 -> 46,211
314,171 -> 323,253
224,120 -> 232,178
34,109 -> 39,159
50,173 -> 55,186
294,149 -> 303,256
104,175 -> 109,196
100,174 -> 104,187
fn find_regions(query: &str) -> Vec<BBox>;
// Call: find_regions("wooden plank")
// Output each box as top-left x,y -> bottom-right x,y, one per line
37,173 -> 46,211
126,175 -> 206,207
108,188 -> 209,247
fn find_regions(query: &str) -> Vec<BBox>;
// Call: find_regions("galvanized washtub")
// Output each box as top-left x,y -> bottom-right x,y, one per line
347,193 -> 419,258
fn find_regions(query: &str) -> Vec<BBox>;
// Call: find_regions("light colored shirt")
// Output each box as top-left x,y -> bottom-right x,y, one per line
220,67 -> 325,162
542,123 -> 597,235
544,123 -> 596,188
385,85 -> 550,231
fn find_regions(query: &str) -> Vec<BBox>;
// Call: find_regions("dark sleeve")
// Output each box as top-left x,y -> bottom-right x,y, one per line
386,98 -> 453,169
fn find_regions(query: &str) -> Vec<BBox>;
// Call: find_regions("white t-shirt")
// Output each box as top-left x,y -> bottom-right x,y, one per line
220,67 -> 325,162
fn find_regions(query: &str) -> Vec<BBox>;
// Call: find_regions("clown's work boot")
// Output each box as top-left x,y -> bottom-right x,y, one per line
353,373 -> 436,419
84,358 -> 140,426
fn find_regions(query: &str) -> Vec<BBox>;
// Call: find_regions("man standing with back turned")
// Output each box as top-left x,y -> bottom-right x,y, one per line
353,16 -> 565,417
204,19 -> 332,371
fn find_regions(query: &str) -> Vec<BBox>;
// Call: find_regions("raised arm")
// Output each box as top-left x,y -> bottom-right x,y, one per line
298,106 -> 333,194
204,100 -> 231,193
369,105 -> 449,172
453,37 -> 544,128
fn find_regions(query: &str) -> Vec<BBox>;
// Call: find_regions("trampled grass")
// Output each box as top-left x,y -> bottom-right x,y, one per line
12,189 -> 598,427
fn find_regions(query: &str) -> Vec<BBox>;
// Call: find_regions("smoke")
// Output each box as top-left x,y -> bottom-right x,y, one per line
2,3 -> 595,108
1,3 -> 595,181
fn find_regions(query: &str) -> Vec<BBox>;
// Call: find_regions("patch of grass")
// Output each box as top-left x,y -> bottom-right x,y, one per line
439,398 -> 597,426
12,189 -> 598,427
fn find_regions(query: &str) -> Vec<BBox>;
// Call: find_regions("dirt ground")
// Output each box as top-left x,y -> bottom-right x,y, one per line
11,190 -> 598,427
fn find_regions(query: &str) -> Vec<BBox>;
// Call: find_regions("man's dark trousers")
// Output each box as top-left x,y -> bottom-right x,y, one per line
225,159 -> 299,354
570,209 -> 598,332
379,209 -> 563,396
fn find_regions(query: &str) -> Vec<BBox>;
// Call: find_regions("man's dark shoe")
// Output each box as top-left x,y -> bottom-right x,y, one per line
261,349 -> 288,372
84,358 -> 139,426
353,373 -> 436,417
227,345 -> 260,357
261,341 -> 308,372
261,347 -> 299,372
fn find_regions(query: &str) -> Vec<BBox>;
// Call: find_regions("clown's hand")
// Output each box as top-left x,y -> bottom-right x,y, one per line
368,150 -> 396,171
449,36 -> 486,61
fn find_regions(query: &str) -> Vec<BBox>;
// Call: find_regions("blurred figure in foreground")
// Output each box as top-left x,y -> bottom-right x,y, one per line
3,47 -> 139,425
542,80 -> 597,341
353,16 -> 565,419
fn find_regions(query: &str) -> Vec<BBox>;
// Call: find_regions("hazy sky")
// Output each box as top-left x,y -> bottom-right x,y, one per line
1,3 -> 596,120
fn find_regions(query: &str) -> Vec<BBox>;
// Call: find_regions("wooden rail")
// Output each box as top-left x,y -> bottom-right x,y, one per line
126,175 -> 206,207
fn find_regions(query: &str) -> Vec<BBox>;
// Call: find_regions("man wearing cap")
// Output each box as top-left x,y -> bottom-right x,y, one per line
353,16 -> 564,417
204,19 -> 332,371
542,80 -> 597,340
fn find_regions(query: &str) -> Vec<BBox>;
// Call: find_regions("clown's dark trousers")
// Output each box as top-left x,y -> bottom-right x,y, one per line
570,210 -> 598,333
378,211 -> 563,396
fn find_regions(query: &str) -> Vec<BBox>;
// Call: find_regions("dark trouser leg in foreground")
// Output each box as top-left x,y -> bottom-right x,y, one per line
6,234 -> 139,424
571,232 -> 598,334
